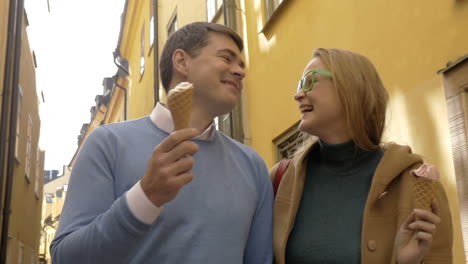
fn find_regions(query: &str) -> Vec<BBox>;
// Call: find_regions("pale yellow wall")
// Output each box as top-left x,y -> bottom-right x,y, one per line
243,0 -> 467,262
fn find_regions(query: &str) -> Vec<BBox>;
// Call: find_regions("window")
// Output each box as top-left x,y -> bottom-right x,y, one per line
439,55 -> 468,258
15,85 -> 23,161
167,10 -> 177,37
35,149 -> 41,199
149,0 -> 156,53
207,0 -> 222,22
56,187 -> 63,198
30,250 -> 35,264
273,121 -> 305,162
140,23 -> 145,77
18,242 -> 24,264
265,0 -> 286,21
45,193 -> 54,203
25,114 -> 32,182
6,236 -> 13,264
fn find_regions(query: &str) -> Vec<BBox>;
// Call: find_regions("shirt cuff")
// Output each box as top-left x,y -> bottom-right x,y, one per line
126,180 -> 163,225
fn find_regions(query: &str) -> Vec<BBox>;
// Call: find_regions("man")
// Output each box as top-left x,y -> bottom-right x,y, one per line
50,22 -> 273,263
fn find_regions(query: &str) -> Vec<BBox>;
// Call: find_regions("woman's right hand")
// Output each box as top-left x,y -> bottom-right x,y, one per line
394,200 -> 441,264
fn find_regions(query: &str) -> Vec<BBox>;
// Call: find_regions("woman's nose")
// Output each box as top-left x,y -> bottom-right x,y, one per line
294,90 -> 305,102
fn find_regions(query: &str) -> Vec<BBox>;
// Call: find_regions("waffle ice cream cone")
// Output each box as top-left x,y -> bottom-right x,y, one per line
411,164 -> 439,220
167,82 -> 194,131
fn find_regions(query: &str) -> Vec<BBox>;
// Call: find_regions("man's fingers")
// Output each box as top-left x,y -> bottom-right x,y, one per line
165,141 -> 199,163
170,156 -> 195,175
156,128 -> 200,153
169,172 -> 194,188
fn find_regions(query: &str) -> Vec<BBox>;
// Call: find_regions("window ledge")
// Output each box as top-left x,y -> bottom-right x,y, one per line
25,175 -> 31,184
261,0 -> 290,34
209,4 -> 223,23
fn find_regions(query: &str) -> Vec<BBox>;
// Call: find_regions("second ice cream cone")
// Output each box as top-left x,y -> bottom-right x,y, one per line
411,164 -> 439,221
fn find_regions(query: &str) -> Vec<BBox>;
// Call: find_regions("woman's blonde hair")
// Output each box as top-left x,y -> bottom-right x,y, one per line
297,48 -> 389,154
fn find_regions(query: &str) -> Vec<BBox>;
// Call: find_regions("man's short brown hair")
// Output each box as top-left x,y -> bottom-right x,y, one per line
159,22 -> 244,93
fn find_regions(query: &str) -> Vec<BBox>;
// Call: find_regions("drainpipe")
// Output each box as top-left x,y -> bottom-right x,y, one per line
114,80 -> 128,121
153,0 -> 160,105
0,0 -> 24,262
113,53 -> 129,121
223,0 -> 245,143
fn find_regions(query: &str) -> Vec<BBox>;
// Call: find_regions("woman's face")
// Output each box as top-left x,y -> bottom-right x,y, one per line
294,57 -> 349,144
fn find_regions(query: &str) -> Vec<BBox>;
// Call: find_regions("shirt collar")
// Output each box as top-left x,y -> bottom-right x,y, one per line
150,102 -> 215,141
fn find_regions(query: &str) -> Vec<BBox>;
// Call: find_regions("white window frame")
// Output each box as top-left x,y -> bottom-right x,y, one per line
35,149 -> 41,199
17,242 -> 24,264
167,9 -> 178,37
15,85 -> 23,162
265,0 -> 287,21
25,114 -> 32,182
207,0 -> 223,22
149,0 -> 156,54
140,22 -> 146,77
29,250 -> 35,264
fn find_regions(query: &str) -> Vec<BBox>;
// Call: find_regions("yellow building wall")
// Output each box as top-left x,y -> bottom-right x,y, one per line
7,14 -> 44,263
243,0 -> 467,262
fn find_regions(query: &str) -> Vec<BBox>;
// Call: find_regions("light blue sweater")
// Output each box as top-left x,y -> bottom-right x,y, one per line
51,116 -> 273,263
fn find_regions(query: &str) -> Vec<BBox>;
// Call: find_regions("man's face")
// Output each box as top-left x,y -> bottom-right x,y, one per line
185,32 -> 245,117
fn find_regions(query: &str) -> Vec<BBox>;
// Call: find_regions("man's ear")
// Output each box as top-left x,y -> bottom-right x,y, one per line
172,49 -> 189,77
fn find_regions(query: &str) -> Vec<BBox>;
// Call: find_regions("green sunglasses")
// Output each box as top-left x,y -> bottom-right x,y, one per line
297,69 -> 333,93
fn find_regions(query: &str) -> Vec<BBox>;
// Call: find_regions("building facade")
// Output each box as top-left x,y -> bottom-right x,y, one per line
39,166 -> 71,264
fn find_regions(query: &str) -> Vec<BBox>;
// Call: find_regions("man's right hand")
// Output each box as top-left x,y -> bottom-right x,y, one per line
141,128 -> 200,207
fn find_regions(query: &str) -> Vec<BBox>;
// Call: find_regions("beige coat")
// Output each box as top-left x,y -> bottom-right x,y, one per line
270,142 -> 453,264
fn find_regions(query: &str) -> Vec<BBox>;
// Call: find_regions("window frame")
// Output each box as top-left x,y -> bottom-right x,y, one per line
206,0 -> 223,22
439,55 -> 468,258
273,120 -> 305,162
262,0 -> 290,32
35,149 -> 41,199
140,22 -> 146,79
167,9 -> 178,37
25,114 -> 32,183
15,85 -> 23,162
148,0 -> 156,56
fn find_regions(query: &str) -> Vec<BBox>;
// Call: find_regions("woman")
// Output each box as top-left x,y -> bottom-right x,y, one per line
270,48 -> 452,264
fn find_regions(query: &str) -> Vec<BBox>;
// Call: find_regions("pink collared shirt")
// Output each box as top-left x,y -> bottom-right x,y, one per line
126,103 -> 215,224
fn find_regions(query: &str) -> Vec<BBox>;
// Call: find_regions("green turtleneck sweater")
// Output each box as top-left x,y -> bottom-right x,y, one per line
285,140 -> 384,264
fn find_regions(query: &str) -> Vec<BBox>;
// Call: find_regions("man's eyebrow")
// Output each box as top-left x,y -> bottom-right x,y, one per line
217,48 -> 246,69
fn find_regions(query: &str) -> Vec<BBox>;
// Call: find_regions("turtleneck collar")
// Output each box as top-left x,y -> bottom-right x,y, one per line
314,139 -> 378,175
